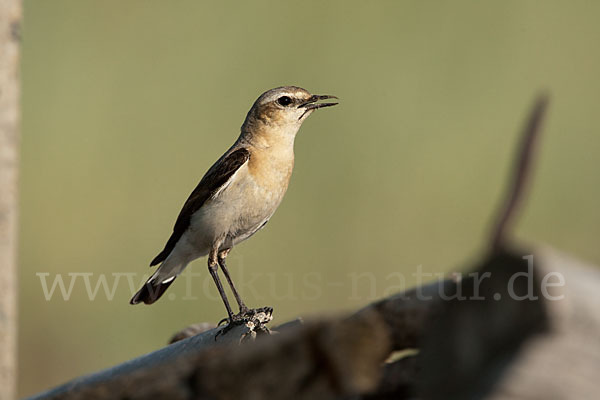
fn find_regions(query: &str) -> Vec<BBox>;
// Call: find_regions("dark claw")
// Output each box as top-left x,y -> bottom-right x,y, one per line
215,317 -> 246,340
214,306 -> 274,341
241,306 -> 273,318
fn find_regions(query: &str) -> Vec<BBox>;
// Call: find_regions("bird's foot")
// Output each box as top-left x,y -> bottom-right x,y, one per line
240,306 -> 273,320
215,316 -> 247,338
217,312 -> 246,327
215,306 -> 274,341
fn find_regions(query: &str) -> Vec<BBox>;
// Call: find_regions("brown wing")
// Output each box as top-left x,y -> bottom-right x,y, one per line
149,147 -> 250,266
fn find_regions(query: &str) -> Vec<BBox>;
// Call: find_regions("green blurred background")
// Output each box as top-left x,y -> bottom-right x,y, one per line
19,0 -> 600,396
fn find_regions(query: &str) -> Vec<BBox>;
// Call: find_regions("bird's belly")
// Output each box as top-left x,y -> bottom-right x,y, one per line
188,175 -> 286,250
227,180 -> 284,243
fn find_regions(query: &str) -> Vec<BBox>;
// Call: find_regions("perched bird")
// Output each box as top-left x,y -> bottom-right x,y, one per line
130,86 -> 338,323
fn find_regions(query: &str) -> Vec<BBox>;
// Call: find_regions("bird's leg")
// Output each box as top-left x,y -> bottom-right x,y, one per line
207,251 -> 235,322
218,249 -> 249,315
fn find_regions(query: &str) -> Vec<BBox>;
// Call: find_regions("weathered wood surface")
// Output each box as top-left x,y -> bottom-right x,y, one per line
485,247 -> 600,400
27,281 -> 437,400
0,0 -> 22,398
26,246 -> 600,400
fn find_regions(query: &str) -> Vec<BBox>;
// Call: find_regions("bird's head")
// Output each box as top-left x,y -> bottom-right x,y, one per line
241,86 -> 337,144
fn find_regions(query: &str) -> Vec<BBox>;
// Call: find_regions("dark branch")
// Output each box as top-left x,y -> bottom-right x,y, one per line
490,93 -> 549,252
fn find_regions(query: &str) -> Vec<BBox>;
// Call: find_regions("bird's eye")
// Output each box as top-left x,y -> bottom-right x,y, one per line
277,96 -> 292,106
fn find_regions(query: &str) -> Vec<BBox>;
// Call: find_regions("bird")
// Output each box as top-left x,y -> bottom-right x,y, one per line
130,86 -> 338,324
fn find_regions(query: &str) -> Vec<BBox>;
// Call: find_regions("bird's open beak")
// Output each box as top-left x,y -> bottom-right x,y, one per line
298,94 -> 339,111
297,95 -> 338,120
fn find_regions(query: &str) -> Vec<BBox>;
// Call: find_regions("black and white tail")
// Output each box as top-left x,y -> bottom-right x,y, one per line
129,276 -> 175,305
130,255 -> 187,305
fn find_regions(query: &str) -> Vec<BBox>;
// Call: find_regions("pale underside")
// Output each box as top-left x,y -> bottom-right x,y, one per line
152,159 -> 289,284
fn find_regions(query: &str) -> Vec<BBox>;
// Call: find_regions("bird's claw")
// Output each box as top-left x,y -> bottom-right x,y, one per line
215,317 -> 246,339
217,312 -> 245,328
214,306 -> 274,341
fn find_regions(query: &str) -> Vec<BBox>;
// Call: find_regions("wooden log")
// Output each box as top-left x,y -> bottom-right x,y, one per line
29,244 -> 600,400
484,247 -> 600,400
417,248 -> 549,399
27,280 -> 455,400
